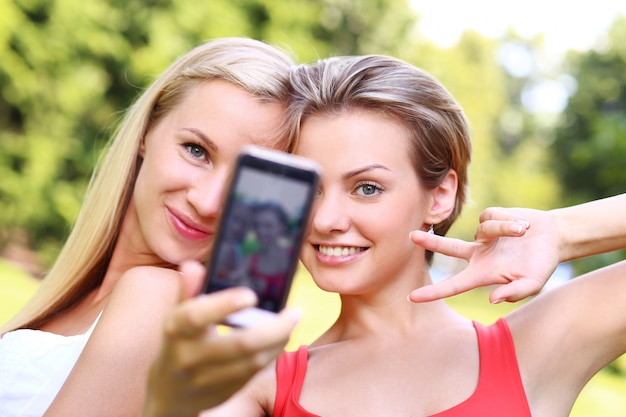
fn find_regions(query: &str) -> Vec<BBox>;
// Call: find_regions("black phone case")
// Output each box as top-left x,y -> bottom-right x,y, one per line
202,146 -> 320,319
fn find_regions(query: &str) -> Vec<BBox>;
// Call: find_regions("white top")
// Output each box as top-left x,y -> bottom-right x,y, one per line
0,316 -> 100,417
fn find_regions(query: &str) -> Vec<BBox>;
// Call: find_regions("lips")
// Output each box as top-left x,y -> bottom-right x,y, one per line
166,207 -> 213,241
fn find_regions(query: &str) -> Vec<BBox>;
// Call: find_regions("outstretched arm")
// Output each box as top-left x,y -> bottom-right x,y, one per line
141,261 -> 299,417
409,193 -> 626,303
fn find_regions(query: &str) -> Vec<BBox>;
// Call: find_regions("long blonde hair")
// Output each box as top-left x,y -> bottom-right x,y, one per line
2,37 -> 295,332
288,55 -> 472,261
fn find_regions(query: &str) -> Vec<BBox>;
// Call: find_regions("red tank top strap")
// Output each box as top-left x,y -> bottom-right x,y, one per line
431,318 -> 531,416
467,318 -> 531,416
274,346 -> 309,417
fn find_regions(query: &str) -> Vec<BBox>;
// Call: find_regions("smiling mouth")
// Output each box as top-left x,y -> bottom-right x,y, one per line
166,208 -> 212,240
317,245 -> 367,257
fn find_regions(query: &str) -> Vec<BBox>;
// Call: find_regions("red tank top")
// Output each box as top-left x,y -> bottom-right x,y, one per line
274,318 -> 531,417
249,253 -> 289,297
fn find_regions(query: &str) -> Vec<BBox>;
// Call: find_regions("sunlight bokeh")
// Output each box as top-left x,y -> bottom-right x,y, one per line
412,0 -> 626,53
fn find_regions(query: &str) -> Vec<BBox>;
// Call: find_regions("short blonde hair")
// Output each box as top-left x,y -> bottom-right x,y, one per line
288,55 -> 471,261
3,37 -> 295,332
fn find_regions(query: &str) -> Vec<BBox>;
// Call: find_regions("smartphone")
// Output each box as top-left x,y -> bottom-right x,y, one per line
202,146 -> 321,327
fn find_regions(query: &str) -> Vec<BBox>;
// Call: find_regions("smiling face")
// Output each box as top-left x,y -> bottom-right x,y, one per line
254,207 -> 286,247
123,80 -> 286,266
296,109 -> 436,296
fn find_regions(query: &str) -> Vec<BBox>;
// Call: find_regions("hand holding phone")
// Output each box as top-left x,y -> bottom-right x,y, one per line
202,146 -> 320,327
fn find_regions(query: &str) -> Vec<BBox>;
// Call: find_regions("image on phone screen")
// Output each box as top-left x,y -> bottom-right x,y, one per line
204,149 -> 319,317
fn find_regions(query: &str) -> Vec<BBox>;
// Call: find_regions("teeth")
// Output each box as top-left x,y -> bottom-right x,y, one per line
318,245 -> 364,256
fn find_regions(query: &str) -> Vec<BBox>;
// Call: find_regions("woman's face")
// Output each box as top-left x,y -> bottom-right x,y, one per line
129,80 -> 285,265
295,109 -> 433,296
254,209 -> 284,247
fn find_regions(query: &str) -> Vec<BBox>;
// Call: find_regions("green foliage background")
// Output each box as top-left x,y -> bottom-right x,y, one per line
0,0 -> 567,265
5,0 -> 623,268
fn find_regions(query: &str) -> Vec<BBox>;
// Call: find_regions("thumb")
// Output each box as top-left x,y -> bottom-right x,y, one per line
178,260 -> 206,300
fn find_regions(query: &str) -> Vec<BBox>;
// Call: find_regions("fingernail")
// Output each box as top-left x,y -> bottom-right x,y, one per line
511,221 -> 529,234
491,298 -> 504,304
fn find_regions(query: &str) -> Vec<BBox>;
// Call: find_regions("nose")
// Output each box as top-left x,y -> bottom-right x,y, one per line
187,167 -> 231,218
311,191 -> 351,234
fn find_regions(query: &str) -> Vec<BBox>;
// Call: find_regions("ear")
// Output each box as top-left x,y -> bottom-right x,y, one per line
139,136 -> 147,158
427,169 -> 458,224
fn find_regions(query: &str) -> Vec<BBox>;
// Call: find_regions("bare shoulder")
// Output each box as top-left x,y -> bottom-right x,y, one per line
50,267 -> 185,416
91,266 -> 182,353
107,266 -> 183,318
113,266 -> 182,298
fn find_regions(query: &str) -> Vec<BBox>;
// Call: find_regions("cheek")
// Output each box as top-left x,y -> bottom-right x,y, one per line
138,149 -> 190,193
365,205 -> 422,249
135,155 -> 162,193
131,164 -> 157,225
132,156 -> 182,218
298,246 -> 320,280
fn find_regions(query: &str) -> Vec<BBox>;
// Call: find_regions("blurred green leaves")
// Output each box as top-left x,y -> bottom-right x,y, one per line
0,0 -> 421,266
554,16 -> 626,204
1,0 -> 624,271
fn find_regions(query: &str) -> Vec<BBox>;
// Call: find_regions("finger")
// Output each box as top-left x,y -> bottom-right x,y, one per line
479,207 -> 530,226
173,306 -> 299,370
178,330 -> 290,411
178,260 -> 206,300
252,307 -> 300,339
191,310 -> 297,385
173,307 -> 298,383
164,288 -> 258,338
489,278 -> 545,304
225,307 -> 300,355
408,272 -> 487,303
474,220 -> 529,241
409,230 -> 474,259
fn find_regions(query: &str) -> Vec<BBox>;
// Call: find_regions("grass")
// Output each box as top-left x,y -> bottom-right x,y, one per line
0,259 -> 39,325
2,259 -> 624,415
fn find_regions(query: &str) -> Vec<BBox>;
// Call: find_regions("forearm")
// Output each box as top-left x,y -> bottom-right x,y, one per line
554,193 -> 626,262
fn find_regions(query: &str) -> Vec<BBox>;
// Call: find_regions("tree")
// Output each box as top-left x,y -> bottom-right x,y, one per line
553,16 -> 626,205
0,0 -> 419,267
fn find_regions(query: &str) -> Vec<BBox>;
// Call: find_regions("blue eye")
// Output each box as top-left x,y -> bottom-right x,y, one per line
186,143 -> 206,159
355,182 -> 382,196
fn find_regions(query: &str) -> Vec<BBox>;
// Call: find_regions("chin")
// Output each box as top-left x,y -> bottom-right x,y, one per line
311,274 -> 356,295
157,247 -> 208,267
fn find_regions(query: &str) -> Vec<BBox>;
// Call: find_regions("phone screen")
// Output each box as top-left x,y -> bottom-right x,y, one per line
203,147 -> 320,322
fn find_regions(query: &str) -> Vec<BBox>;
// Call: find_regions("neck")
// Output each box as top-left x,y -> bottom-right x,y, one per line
315,272 -> 462,345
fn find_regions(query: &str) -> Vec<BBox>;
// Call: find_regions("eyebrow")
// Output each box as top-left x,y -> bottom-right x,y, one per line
181,127 -> 218,153
343,164 -> 390,180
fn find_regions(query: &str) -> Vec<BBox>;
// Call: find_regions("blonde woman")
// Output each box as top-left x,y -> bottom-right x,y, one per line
0,37 -> 299,417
